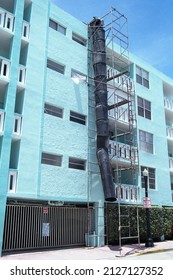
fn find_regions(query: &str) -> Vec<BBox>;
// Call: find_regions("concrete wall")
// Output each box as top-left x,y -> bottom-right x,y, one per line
131,54 -> 172,206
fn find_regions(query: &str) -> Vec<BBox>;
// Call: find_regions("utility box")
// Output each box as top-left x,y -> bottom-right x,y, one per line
85,233 -> 97,247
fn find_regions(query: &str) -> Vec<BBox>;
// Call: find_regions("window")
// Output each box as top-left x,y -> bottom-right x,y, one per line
47,59 -> 65,74
49,19 -> 66,35
141,166 -> 155,190
136,66 -> 149,88
137,97 -> 151,119
72,32 -> 87,46
71,69 -> 87,84
44,103 -> 63,118
8,171 -> 17,193
41,152 -> 62,167
69,157 -> 86,170
139,130 -> 153,153
70,111 -> 86,125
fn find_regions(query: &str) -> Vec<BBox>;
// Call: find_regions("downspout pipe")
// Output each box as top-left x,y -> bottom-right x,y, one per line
89,18 -> 116,201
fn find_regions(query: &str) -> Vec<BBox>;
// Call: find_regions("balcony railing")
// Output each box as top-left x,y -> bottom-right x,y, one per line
0,110 -> 5,132
108,106 -> 129,123
0,57 -> 10,80
22,21 -> 30,40
0,9 -> 14,33
8,170 -> 17,193
107,67 -> 134,92
18,65 -> 26,85
115,184 -> 140,202
13,114 -> 22,136
109,140 -> 138,163
166,126 -> 173,140
169,157 -> 173,171
164,97 -> 173,111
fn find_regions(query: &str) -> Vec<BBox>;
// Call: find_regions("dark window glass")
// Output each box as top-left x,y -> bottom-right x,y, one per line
44,103 -> 63,118
141,166 -> 155,189
49,19 -> 66,35
72,32 -> 87,46
137,97 -> 151,120
41,152 -> 62,167
139,130 -> 153,153
47,59 -> 65,74
136,66 -> 149,88
70,111 -> 86,125
69,157 -> 86,170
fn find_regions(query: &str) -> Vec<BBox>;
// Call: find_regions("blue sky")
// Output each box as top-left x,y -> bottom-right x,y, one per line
51,0 -> 173,78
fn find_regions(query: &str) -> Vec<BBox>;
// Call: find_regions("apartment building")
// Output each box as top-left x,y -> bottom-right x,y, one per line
0,0 -> 172,255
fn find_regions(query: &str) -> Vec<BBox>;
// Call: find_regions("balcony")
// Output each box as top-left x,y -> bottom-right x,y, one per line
8,169 -> 17,193
166,126 -> 173,140
115,184 -> 140,203
169,157 -> 173,172
107,67 -> 135,93
164,96 -> 173,111
13,114 -> 22,137
109,140 -> 138,164
0,110 -> 5,133
17,65 -> 26,89
0,57 -> 10,83
0,8 -> 14,34
21,20 -> 30,44
108,105 -> 129,123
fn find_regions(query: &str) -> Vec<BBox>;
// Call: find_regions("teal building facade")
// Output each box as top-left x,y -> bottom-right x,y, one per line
0,0 -> 173,255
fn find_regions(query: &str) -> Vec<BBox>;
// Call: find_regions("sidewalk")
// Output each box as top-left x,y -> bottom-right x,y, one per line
1,240 -> 173,260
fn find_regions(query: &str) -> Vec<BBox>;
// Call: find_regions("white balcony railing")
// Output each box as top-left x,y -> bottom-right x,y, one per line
169,157 -> 173,171
166,126 -> 173,140
13,114 -> 22,136
0,110 -> 5,132
107,67 -> 134,92
164,97 -> 173,111
0,57 -> 10,80
115,184 -> 140,203
108,106 -> 129,123
18,65 -> 26,85
0,9 -> 14,33
8,170 -> 17,193
22,21 -> 30,40
109,140 -> 138,163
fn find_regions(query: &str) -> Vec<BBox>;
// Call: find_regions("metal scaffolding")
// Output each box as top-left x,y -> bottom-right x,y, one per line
88,7 -> 140,249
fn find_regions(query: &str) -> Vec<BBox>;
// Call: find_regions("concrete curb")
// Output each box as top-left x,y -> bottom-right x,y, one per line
135,248 -> 173,256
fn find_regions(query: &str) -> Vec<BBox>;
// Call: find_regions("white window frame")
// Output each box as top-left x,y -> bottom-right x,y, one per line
4,13 -> 14,32
8,171 -> 17,193
47,59 -> 65,75
139,130 -> 153,154
0,58 -> 10,79
41,152 -> 62,167
49,19 -> 66,35
141,166 -> 156,190
0,10 -> 5,28
13,115 -> 22,136
22,21 -> 30,40
18,65 -> 26,84
137,96 -> 151,120
0,110 -> 4,132
136,65 -> 149,88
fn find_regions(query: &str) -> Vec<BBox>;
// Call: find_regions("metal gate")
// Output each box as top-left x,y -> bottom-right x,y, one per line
2,204 -> 93,252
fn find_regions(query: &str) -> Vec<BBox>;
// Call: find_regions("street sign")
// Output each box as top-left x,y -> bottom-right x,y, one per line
143,197 -> 151,208
43,207 -> 48,214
